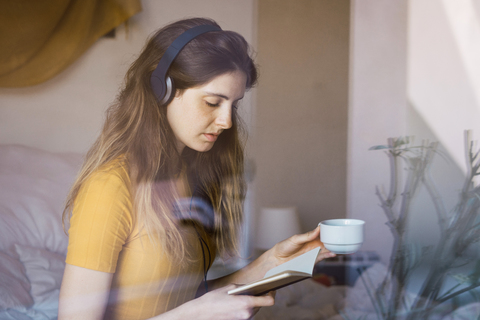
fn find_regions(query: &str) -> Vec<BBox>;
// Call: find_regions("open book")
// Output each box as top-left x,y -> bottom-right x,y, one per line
227,247 -> 321,296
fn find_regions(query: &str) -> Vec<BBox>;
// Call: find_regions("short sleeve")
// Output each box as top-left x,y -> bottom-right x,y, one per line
66,164 -> 133,273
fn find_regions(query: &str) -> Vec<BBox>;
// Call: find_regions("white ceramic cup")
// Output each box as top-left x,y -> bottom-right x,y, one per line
319,219 -> 365,254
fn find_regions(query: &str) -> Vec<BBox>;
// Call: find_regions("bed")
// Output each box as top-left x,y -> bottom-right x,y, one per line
0,144 -> 82,320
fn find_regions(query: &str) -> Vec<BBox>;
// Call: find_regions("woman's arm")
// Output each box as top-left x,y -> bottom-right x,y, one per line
205,226 -> 335,291
60,264 -> 274,320
58,264 -> 114,320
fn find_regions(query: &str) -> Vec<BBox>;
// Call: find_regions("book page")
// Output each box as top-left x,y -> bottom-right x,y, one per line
264,247 -> 321,278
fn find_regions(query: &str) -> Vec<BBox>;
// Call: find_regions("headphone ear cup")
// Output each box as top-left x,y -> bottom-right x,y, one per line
159,76 -> 175,106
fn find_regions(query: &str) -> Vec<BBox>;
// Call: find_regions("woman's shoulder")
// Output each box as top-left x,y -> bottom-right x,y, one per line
92,156 -> 130,181
75,156 -> 133,217
82,156 -> 131,194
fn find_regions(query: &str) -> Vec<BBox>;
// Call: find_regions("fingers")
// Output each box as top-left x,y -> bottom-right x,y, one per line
252,292 -> 275,307
232,287 -> 275,307
289,225 -> 320,246
223,284 -> 239,291
223,284 -> 274,307
292,227 -> 336,261
304,225 -> 321,241
317,248 -> 336,262
317,236 -> 336,261
250,292 -> 276,318
251,307 -> 261,318
196,284 -> 275,320
268,290 -> 276,299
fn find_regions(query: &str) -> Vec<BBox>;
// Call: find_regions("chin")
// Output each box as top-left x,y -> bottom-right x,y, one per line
190,143 -> 215,153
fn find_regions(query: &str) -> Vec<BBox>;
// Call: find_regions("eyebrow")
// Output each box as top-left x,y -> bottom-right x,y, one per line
204,91 -> 244,101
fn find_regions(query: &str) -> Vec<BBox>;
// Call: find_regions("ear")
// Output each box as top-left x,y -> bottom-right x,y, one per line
174,89 -> 184,99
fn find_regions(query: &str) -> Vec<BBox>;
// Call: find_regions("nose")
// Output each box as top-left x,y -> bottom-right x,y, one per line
215,105 -> 233,130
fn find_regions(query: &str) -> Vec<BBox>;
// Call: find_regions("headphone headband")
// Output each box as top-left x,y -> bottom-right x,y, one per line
151,25 -> 222,104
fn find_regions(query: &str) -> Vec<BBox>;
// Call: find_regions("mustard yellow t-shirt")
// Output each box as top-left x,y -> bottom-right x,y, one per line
66,159 -> 215,320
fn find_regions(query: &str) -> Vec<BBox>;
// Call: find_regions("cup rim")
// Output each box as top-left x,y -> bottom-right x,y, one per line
318,219 -> 365,227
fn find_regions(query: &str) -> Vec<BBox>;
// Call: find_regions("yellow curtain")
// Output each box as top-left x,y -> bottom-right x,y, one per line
0,0 -> 142,87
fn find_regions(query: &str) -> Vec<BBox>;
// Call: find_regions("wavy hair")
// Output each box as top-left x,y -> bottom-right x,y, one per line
63,17 -> 258,261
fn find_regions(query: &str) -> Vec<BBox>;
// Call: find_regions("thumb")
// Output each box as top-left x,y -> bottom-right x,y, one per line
291,226 -> 320,244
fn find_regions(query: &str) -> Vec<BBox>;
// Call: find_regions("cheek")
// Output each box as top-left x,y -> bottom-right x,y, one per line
167,98 -> 214,136
186,107 -> 214,129
166,108 -> 187,141
168,111 -> 201,141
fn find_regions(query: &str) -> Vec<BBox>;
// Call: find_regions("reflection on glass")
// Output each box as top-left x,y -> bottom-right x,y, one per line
341,133 -> 480,319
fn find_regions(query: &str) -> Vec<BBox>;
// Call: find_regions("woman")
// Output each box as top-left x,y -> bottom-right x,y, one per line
59,17 -> 334,320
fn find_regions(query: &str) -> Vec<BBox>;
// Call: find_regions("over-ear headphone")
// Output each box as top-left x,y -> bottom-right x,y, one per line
150,25 -> 222,105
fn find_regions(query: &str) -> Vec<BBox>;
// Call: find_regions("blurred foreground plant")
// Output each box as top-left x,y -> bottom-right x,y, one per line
357,131 -> 480,319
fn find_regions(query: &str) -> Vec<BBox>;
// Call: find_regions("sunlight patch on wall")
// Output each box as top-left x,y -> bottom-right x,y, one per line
442,0 -> 480,109
408,0 -> 480,173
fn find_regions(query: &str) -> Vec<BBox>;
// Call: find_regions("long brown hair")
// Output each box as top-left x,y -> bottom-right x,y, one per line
63,18 -> 258,261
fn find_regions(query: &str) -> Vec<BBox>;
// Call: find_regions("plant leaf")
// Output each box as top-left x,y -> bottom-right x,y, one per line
369,145 -> 391,150
451,273 -> 472,285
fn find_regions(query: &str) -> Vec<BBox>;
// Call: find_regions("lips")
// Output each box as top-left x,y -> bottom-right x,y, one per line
204,133 -> 219,142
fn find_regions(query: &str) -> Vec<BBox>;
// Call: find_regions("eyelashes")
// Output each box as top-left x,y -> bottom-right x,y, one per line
205,101 -> 219,107
205,101 -> 239,110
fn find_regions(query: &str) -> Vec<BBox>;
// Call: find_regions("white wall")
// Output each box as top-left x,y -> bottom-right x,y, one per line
0,0 -> 257,154
408,0 -> 480,172
348,0 -> 408,263
406,0 -> 480,256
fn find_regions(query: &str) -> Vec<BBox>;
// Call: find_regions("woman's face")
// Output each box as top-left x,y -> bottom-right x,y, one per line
167,70 -> 247,153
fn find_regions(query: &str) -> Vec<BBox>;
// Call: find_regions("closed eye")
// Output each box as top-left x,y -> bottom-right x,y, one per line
205,101 -> 220,107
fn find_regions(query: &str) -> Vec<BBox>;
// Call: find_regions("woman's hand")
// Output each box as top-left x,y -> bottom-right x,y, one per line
270,226 -> 335,267
202,226 -> 335,301
161,285 -> 274,320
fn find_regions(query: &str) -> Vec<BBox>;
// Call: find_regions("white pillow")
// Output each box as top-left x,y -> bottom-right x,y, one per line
14,244 -> 66,319
0,144 -> 82,255
0,251 -> 32,310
